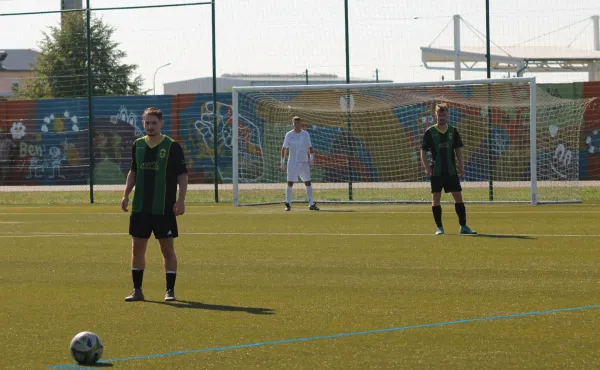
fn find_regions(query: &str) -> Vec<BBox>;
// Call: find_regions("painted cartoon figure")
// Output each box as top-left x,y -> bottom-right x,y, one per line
26,157 -> 43,179
48,146 -> 66,180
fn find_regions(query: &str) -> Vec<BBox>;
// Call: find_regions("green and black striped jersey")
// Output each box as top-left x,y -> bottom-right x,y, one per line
130,135 -> 187,215
421,125 -> 464,176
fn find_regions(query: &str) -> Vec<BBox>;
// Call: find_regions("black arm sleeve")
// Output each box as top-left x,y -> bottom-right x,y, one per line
421,130 -> 432,151
130,143 -> 137,172
453,129 -> 464,149
169,142 -> 188,175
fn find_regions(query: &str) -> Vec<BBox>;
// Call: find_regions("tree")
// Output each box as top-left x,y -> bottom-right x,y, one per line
15,13 -> 146,99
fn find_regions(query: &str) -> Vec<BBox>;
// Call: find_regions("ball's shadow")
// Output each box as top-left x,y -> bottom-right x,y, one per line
78,362 -> 114,368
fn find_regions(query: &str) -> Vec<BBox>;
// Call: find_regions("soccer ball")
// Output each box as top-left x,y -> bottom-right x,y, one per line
69,331 -> 104,365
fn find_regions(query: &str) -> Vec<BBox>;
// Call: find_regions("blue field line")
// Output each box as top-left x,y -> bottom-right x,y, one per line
48,303 -> 600,368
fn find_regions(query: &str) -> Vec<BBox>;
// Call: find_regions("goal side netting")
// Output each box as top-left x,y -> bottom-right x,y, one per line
232,77 -> 590,206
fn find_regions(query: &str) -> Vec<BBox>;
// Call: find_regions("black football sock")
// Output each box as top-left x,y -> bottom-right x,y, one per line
166,271 -> 177,291
132,269 -> 144,290
432,205 -> 443,227
455,203 -> 466,226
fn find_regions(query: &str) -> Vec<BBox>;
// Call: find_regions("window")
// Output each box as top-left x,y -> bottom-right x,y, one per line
11,81 -> 21,90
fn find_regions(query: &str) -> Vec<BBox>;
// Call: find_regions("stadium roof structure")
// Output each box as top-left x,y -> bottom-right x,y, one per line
421,15 -> 600,81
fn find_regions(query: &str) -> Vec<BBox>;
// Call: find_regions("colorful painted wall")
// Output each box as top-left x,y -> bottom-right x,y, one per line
0,82 -> 599,186
0,94 -> 234,185
541,82 -> 600,180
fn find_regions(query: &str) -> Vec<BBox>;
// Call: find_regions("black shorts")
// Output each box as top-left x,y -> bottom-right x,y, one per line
129,213 -> 178,239
430,175 -> 462,193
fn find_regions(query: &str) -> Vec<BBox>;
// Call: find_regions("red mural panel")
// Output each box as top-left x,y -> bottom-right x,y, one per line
171,94 -> 205,183
0,100 -> 37,185
0,102 -> 6,133
171,94 -> 196,144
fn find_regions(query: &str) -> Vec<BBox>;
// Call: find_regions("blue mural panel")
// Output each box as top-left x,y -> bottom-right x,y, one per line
24,99 -> 90,185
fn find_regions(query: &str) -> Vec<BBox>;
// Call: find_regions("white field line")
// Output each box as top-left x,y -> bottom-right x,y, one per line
0,210 -> 599,216
0,231 -> 598,238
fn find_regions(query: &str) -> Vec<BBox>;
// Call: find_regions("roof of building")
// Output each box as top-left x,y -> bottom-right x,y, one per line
221,73 -> 340,81
165,73 -> 392,85
0,49 -> 39,72
421,46 -> 600,73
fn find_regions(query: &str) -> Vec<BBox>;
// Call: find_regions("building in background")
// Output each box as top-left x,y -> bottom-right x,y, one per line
164,73 -> 393,95
0,49 -> 39,99
61,0 -> 83,25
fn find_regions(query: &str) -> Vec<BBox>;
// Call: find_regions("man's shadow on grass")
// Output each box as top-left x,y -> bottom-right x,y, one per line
145,300 -> 275,315
465,234 -> 534,239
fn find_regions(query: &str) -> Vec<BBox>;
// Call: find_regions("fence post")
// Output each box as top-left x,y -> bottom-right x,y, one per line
86,0 -> 95,203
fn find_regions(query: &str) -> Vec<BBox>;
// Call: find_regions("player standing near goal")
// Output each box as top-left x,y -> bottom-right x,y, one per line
420,103 -> 477,235
121,107 -> 188,301
280,116 -> 319,211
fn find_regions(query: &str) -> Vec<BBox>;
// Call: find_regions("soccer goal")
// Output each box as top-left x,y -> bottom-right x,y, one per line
231,77 -> 589,206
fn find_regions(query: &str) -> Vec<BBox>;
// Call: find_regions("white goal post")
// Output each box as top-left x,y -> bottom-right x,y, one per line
232,77 -> 588,206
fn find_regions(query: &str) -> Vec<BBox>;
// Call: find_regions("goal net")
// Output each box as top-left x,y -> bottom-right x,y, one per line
232,77 -> 589,206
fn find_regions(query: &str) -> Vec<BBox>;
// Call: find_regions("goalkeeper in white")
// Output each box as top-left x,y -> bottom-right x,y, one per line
280,116 -> 319,211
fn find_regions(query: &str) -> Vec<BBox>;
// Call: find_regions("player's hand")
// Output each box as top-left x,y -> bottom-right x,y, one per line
280,165 -> 285,172
173,199 -> 185,216
425,167 -> 432,177
121,197 -> 129,212
458,167 -> 464,177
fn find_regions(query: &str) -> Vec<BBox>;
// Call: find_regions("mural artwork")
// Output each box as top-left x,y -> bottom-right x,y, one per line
0,83 -> 598,186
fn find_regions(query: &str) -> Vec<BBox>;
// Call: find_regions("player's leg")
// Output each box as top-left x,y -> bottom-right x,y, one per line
304,180 -> 319,210
158,238 -> 178,301
285,181 -> 294,211
448,176 -> 476,235
154,215 -> 179,301
300,165 -> 318,210
286,165 -> 298,211
430,176 -> 444,234
126,213 -> 152,301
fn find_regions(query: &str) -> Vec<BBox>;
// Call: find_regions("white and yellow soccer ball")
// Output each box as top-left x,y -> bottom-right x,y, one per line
69,331 -> 104,365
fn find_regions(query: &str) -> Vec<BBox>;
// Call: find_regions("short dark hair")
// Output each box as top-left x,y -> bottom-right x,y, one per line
143,107 -> 163,121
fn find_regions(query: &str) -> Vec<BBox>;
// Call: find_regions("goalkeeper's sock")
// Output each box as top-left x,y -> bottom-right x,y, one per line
286,186 -> 293,204
432,205 -> 442,227
455,203 -> 466,226
132,268 -> 144,290
306,186 -> 314,206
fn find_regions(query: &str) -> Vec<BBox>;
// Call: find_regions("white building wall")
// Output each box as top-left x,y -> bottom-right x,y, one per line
164,76 -> 391,95
164,77 -> 251,95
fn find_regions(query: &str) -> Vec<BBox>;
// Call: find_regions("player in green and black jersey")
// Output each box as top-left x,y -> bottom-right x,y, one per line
121,107 -> 188,302
420,103 -> 477,236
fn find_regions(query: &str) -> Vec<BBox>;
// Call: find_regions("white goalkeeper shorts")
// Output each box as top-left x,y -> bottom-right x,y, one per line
287,163 -> 311,182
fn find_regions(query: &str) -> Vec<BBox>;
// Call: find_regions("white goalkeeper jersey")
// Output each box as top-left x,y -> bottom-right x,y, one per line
282,129 -> 312,164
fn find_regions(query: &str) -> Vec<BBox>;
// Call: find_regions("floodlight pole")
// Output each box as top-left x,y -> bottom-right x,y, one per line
485,0 -> 494,201
86,0 -> 94,203
453,15 -> 461,80
592,15 -> 599,81
212,0 -> 219,202
344,0 -> 353,201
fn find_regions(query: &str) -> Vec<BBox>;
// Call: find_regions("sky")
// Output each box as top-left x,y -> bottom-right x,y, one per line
1,0 -> 599,94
